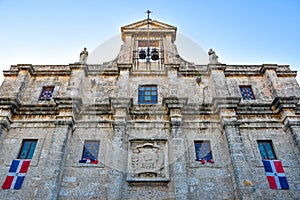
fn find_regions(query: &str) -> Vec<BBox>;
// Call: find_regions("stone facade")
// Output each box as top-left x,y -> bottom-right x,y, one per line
0,19 -> 300,200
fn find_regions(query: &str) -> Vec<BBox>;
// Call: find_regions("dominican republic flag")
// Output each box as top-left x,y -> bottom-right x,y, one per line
2,159 -> 31,190
79,158 -> 98,164
262,160 -> 289,190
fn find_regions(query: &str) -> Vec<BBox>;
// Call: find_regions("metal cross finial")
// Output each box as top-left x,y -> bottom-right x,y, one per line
145,10 -> 152,20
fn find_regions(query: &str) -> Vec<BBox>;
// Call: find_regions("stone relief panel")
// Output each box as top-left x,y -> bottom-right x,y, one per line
127,140 -> 169,182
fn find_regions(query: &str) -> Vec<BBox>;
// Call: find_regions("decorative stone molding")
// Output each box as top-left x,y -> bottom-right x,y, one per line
260,64 -> 278,74
272,96 -> 300,112
212,97 -> 241,113
127,140 -> 169,182
17,64 -> 35,75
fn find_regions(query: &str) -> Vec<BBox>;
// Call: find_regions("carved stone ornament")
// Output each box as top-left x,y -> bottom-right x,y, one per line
127,140 -> 169,182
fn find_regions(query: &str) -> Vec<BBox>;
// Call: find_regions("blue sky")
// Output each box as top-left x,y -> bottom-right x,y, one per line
0,0 -> 300,82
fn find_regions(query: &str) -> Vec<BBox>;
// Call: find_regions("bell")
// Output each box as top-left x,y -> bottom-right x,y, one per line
151,48 -> 159,60
139,50 -> 146,59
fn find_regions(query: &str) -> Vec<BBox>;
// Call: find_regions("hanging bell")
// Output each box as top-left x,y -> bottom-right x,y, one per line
139,50 -> 147,59
151,48 -> 159,60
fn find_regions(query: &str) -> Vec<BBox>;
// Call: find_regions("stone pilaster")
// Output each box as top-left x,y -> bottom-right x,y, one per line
107,97 -> 132,200
284,120 -> 300,151
38,116 -> 74,200
0,65 -> 32,142
37,96 -> 76,199
116,66 -> 130,97
209,64 -> 229,97
166,65 -> 180,96
164,97 -> 189,200
67,64 -> 87,98
260,64 -> 280,97
222,118 -> 255,200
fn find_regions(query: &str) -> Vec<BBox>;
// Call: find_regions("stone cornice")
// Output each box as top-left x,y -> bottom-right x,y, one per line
163,97 -> 187,109
272,96 -> 300,113
212,97 -> 241,113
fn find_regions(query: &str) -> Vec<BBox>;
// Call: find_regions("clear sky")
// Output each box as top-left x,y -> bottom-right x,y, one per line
0,0 -> 300,83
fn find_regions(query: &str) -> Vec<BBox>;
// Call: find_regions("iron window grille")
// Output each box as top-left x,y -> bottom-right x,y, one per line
239,85 -> 255,100
39,86 -> 55,101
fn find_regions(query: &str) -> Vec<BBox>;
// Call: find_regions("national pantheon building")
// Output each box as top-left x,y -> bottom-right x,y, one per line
0,15 -> 299,200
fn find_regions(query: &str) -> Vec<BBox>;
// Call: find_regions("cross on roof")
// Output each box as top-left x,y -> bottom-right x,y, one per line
145,10 -> 152,20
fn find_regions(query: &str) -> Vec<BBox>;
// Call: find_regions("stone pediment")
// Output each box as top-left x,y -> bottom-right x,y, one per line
122,19 -> 177,30
121,19 -> 177,42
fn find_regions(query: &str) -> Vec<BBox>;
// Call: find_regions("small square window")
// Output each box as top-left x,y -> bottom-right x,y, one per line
18,139 -> 38,159
79,140 -> 100,164
257,140 -> 276,160
194,141 -> 214,164
239,85 -> 255,100
39,86 -> 54,101
138,85 -> 157,104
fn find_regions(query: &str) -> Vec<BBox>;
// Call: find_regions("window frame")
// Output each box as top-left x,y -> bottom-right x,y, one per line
239,85 -> 255,100
39,86 -> 55,101
81,140 -> 100,161
138,85 -> 158,105
18,139 -> 38,159
257,140 -> 277,160
194,140 -> 213,162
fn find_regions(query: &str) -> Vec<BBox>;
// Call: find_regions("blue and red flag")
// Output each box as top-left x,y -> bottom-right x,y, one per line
262,160 -> 289,190
79,158 -> 98,164
2,159 -> 31,190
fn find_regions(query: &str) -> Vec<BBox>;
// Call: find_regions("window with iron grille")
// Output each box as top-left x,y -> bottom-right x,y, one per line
18,139 -> 38,159
39,86 -> 54,101
239,85 -> 255,100
194,141 -> 213,161
257,140 -> 276,160
81,140 -> 100,160
138,40 -> 160,62
138,85 -> 157,104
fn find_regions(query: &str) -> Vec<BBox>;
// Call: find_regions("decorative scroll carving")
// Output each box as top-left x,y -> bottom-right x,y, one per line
127,141 -> 169,182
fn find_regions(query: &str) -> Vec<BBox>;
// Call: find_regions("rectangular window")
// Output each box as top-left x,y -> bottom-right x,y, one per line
138,85 -> 157,104
81,140 -> 100,161
194,141 -> 213,163
257,140 -> 276,160
39,86 -> 55,101
18,139 -> 38,159
239,85 -> 255,100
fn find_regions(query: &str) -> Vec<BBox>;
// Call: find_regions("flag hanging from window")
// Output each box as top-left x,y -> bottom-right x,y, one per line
79,158 -> 98,164
2,159 -> 31,190
262,160 -> 289,190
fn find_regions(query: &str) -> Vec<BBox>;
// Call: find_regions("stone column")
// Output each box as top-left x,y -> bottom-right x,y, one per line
164,97 -> 189,200
107,98 -> 132,200
222,118 -> 255,199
